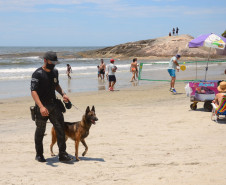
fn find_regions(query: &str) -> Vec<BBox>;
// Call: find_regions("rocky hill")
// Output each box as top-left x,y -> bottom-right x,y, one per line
78,34 -> 225,59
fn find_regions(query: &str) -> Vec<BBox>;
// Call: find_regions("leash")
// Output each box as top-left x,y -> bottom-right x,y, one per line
45,103 -> 82,123
71,103 -> 83,113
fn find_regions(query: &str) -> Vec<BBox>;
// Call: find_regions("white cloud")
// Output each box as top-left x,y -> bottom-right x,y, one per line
0,0 -> 120,12
152,0 -> 177,1
89,3 -> 226,18
0,0 -> 118,7
0,0 -> 225,18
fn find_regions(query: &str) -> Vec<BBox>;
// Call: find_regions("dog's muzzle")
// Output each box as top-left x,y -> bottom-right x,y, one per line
91,118 -> 98,125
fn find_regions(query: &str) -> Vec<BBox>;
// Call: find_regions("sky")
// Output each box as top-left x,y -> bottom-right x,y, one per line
0,0 -> 226,46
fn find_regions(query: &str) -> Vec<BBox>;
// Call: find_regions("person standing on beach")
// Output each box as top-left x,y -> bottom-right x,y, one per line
167,54 -> 181,94
107,59 -> 117,91
172,28 -> 175,36
99,59 -> 106,80
176,27 -> 179,35
30,51 -> 72,163
66,64 -> 72,79
97,65 -> 101,78
130,58 -> 138,82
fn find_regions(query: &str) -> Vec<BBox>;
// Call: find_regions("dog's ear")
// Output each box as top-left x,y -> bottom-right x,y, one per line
86,106 -> 90,115
91,105 -> 95,112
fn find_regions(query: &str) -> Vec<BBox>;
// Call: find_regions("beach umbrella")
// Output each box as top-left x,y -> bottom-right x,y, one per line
188,33 -> 226,80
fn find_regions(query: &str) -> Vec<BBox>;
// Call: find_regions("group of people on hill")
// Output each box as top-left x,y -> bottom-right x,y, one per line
169,27 -> 179,36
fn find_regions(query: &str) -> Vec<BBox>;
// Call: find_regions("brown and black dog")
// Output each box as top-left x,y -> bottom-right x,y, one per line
50,106 -> 98,161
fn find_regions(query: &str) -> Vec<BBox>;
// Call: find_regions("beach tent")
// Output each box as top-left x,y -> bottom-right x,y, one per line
188,33 -> 226,80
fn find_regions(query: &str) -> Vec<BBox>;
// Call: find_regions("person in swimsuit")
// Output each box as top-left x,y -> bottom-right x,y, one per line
130,58 -> 138,82
66,64 -> 72,79
99,59 -> 106,80
97,65 -> 101,79
213,81 -> 226,107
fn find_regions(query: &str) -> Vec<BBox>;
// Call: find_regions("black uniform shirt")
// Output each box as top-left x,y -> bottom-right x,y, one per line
30,67 -> 59,104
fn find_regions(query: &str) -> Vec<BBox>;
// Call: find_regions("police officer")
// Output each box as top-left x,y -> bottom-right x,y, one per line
31,51 -> 72,162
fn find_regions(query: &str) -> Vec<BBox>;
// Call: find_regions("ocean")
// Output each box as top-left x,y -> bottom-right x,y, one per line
0,46 -> 146,99
0,46 -> 225,99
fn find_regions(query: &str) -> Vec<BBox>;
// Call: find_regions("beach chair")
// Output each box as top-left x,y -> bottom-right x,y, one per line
211,95 -> 226,122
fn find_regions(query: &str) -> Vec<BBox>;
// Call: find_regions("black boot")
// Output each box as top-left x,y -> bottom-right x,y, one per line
59,152 -> 72,162
35,155 -> 46,162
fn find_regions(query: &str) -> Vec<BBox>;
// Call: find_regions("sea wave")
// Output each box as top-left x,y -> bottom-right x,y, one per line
0,68 -> 37,73
18,56 -> 41,60
0,75 -> 31,80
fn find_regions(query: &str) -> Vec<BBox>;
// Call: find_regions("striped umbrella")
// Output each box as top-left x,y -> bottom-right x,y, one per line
189,33 -> 226,80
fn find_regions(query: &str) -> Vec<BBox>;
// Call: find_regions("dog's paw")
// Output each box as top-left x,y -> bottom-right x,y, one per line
82,152 -> 86,156
76,157 -> 80,161
51,153 -> 56,157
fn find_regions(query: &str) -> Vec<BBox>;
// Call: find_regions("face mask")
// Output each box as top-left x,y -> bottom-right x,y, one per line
46,63 -> 55,71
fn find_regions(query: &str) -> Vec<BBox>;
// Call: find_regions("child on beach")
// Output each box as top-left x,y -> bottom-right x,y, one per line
97,65 -> 101,78
66,64 -> 72,79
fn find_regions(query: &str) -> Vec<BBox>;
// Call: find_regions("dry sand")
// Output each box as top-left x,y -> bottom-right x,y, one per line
1,82 -> 226,185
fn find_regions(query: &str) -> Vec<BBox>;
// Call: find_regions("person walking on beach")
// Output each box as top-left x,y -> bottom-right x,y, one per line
167,54 -> 181,94
99,59 -> 106,80
107,59 -> 117,91
176,27 -> 179,35
172,28 -> 175,36
130,58 -> 138,82
66,64 -> 72,79
30,51 -> 72,163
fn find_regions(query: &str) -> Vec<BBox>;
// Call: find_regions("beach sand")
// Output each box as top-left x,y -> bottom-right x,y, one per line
1,81 -> 226,185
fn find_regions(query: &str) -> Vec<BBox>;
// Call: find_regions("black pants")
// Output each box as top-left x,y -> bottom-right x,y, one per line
35,102 -> 66,156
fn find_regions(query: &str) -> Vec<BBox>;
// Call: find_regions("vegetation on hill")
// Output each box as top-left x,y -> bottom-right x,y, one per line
222,30 -> 226,38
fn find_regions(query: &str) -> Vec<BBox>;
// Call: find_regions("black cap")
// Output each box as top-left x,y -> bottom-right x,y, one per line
176,54 -> 181,58
43,51 -> 59,64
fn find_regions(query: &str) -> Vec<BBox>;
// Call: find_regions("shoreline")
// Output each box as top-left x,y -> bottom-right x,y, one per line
1,51 -> 226,61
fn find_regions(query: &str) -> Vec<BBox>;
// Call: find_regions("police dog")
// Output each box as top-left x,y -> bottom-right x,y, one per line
50,106 -> 98,161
